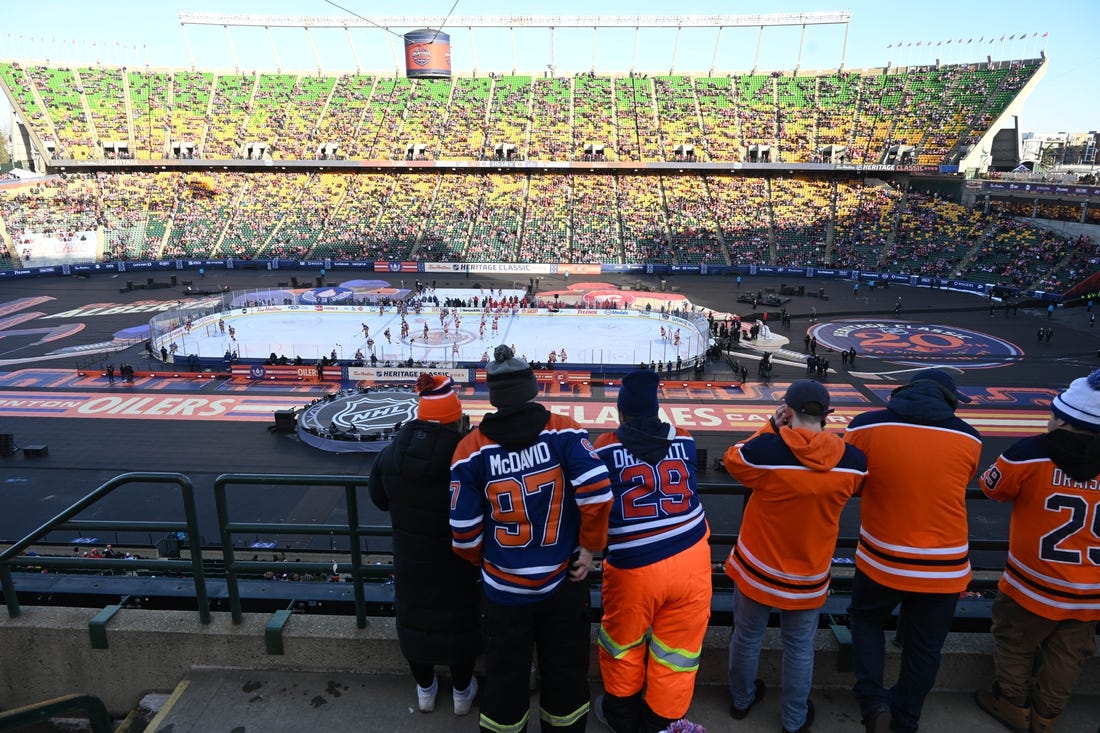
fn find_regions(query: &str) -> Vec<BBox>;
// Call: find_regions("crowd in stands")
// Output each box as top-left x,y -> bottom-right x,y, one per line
2,56 -> 1094,292
0,59 -> 1042,165
1,170 -> 1093,294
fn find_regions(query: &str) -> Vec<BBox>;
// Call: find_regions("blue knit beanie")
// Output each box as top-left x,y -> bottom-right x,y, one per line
618,368 -> 660,418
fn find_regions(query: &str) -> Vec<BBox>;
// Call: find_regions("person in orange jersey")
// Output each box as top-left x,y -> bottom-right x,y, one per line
592,369 -> 712,733
844,368 -> 982,733
724,379 -> 867,733
975,370 -> 1100,733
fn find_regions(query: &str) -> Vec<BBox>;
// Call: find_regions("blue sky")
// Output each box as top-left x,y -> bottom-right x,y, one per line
1,0 -> 1096,134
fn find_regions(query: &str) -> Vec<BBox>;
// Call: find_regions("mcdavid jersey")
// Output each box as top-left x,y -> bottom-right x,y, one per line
450,413 -> 612,605
980,435 -> 1100,621
593,426 -> 708,569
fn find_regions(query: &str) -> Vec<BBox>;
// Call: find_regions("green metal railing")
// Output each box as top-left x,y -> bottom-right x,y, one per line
0,471 -> 1008,630
213,472 -> 391,629
0,472 -> 210,623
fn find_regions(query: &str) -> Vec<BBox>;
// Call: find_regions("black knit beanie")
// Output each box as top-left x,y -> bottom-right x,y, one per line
485,345 -> 539,408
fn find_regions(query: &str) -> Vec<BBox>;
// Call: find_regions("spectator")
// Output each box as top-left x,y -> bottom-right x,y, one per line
368,374 -> 481,715
844,369 -> 982,733
592,369 -> 712,732
975,370 -> 1100,733
450,345 -> 612,733
723,379 -> 867,733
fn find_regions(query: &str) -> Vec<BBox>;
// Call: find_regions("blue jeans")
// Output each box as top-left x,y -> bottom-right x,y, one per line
848,569 -> 958,733
729,586 -> 818,732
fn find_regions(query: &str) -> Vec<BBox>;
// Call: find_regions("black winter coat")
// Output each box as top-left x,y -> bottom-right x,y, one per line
368,420 -> 481,665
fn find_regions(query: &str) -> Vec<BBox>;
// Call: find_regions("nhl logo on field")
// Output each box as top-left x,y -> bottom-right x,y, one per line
299,390 -> 418,437
333,392 -> 418,432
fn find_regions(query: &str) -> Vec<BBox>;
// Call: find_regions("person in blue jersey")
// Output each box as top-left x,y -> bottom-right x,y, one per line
450,345 -> 613,733
591,368 -> 712,733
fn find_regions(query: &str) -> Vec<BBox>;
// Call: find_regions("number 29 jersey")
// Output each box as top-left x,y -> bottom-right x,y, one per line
980,432 -> 1100,621
593,424 -> 708,569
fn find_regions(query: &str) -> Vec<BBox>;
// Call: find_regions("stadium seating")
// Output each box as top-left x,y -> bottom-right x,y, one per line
1,167 -> 1091,291
1,60 -> 1044,165
528,76 -> 573,160
1,57 -> 1090,293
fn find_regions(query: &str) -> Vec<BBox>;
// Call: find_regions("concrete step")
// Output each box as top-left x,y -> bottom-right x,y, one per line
145,668 -> 1100,733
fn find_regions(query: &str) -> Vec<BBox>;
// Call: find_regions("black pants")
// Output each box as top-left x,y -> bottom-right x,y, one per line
480,580 -> 592,733
408,659 -> 475,692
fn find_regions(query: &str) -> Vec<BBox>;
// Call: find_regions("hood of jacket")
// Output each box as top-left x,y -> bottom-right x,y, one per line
616,416 -> 675,464
477,402 -> 551,450
1039,427 -> 1100,482
777,424 -> 848,471
886,380 -> 958,423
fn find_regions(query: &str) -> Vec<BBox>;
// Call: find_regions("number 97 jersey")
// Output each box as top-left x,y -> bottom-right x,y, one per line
594,425 -> 708,570
980,433 -> 1100,622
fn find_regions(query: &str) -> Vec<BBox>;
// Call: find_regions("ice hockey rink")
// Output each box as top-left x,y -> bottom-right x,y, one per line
154,288 -> 719,368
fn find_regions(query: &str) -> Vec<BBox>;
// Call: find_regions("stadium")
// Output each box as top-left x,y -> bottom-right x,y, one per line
0,4 -> 1098,731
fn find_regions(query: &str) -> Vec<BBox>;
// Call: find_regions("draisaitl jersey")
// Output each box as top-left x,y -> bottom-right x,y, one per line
593,425 -> 708,569
980,434 -> 1100,622
450,413 -> 612,605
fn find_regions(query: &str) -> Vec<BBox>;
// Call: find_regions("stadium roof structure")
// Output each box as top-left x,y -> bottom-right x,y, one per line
178,12 -> 853,75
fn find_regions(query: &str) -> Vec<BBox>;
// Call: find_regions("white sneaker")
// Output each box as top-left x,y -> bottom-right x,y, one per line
453,676 -> 478,716
417,675 -> 438,713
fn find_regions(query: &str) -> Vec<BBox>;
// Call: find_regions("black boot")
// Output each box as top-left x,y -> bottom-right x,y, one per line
640,699 -> 678,733
594,691 -> 643,733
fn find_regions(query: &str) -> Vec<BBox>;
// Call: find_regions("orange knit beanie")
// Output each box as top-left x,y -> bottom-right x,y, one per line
416,374 -> 463,424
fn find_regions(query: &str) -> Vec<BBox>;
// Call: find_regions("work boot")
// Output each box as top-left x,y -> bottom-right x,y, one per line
862,709 -> 891,733
1029,707 -> 1058,733
974,684 -> 1030,733
640,699 -> 677,733
594,691 -> 643,733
